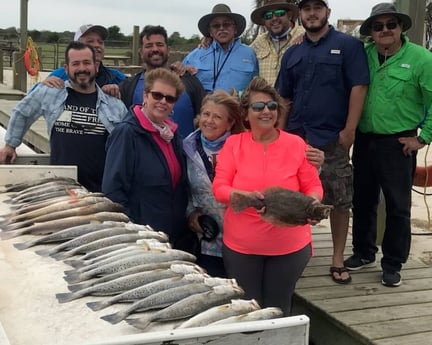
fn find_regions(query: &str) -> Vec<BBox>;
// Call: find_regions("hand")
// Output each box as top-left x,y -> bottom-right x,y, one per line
101,84 -> 121,99
198,37 -> 213,49
0,145 -> 17,164
339,128 -> 355,151
42,76 -> 65,88
292,33 -> 305,45
306,146 -> 324,168
188,209 -> 204,234
398,136 -> 425,156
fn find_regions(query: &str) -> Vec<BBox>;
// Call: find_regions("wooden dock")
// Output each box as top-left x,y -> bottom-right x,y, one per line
1,86 -> 432,345
296,225 -> 432,345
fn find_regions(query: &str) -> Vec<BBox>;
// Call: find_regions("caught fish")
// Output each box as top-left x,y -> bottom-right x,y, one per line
231,186 -> 333,226
0,176 -> 78,193
176,299 -> 261,329
208,307 -> 284,325
126,284 -> 245,330
0,212 -> 129,240
63,249 -> 196,284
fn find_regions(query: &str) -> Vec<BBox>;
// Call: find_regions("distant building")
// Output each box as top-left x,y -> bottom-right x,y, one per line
337,19 -> 364,39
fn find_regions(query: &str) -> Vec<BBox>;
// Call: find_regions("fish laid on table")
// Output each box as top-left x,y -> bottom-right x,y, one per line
63,249 -> 196,284
86,274 -> 232,312
125,284 -> 245,330
6,182 -> 83,204
4,199 -> 124,231
176,299 -> 261,329
4,187 -> 88,207
56,264 -> 203,303
0,212 -> 130,240
0,176 -> 78,193
208,307 -> 284,325
230,186 -> 333,226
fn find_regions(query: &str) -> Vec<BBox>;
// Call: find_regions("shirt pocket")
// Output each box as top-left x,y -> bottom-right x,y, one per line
229,59 -> 256,90
384,68 -> 412,98
315,55 -> 343,85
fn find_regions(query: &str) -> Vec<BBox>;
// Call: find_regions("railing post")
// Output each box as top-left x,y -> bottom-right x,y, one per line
132,25 -> 140,65
13,51 -> 26,92
0,50 -> 4,83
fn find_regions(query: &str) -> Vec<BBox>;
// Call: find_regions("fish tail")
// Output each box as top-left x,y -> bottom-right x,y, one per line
124,316 -> 152,330
65,259 -> 85,268
56,292 -> 79,303
67,282 -> 88,292
13,241 -> 34,250
52,251 -> 72,261
101,311 -> 126,325
63,272 -> 84,284
0,228 -> 28,240
34,247 -> 55,256
230,192 -> 264,212
86,300 -> 109,311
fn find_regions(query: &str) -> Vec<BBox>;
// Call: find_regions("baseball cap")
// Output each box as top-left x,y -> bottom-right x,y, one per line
74,24 -> 108,41
298,0 -> 329,8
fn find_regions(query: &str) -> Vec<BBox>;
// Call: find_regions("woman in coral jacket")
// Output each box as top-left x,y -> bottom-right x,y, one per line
212,77 -> 323,316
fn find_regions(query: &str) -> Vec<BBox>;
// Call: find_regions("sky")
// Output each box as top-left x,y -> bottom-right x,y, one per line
1,0 -> 382,38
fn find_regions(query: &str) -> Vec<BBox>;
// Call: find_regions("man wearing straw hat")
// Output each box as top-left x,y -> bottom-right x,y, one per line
344,3 -> 432,287
183,3 -> 259,93
250,0 -> 304,86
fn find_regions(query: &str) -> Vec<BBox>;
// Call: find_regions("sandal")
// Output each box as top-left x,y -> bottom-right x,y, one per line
330,266 -> 352,284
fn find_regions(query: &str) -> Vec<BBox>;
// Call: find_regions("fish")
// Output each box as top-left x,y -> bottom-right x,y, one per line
176,299 -> 261,329
63,249 -> 196,284
3,187 -> 88,207
0,176 -> 79,193
7,183 -> 84,204
0,212 -> 130,240
86,274 -> 232,312
4,199 -> 124,231
230,186 -> 333,226
125,284 -> 245,330
71,261 -> 199,293
56,266 -> 200,303
208,307 -> 284,325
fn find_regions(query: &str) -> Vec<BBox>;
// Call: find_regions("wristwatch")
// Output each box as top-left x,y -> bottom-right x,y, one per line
417,136 -> 427,145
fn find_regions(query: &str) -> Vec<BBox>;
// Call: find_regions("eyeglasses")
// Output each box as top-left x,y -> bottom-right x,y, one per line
210,21 -> 235,31
149,91 -> 177,104
371,21 -> 398,32
263,9 -> 287,20
250,101 -> 278,112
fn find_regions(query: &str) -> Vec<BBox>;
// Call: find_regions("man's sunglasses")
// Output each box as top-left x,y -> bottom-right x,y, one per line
371,21 -> 398,32
210,21 -> 235,30
250,101 -> 278,112
263,9 -> 287,20
149,91 -> 177,104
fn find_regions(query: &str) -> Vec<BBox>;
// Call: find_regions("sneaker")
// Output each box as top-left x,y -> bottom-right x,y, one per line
344,255 -> 376,271
382,271 -> 402,287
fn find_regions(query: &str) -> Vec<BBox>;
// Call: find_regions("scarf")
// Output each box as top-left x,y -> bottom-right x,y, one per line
200,130 -> 231,151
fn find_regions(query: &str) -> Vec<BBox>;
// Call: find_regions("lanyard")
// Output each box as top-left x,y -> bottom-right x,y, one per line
212,44 -> 234,90
195,135 -> 216,181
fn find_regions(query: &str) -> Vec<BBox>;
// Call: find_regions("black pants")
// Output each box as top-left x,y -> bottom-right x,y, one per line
352,130 -> 416,272
223,243 -> 311,316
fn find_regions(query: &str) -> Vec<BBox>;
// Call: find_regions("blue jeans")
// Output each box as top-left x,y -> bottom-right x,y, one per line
352,130 -> 416,272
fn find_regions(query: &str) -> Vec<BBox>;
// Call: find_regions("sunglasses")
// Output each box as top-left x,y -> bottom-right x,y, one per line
149,91 -> 177,104
210,21 -> 235,30
263,9 -> 287,20
250,101 -> 278,112
371,21 -> 398,32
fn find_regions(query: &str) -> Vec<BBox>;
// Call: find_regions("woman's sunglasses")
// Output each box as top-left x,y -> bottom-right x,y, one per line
250,101 -> 278,112
149,91 -> 177,104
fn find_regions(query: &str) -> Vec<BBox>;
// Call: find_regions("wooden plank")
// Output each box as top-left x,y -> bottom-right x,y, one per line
332,302 -> 432,325
373,331 -> 432,345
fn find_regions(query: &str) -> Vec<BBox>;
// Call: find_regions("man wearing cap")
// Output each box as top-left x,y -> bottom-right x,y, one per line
0,41 -> 128,192
276,0 -> 369,284
182,3 -> 259,93
250,0 -> 304,86
344,3 -> 432,287
42,24 -> 125,98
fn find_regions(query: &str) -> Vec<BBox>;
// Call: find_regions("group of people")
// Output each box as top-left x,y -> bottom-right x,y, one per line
0,0 -> 431,316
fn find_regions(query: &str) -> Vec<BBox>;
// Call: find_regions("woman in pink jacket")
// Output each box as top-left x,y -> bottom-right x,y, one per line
212,77 -> 323,315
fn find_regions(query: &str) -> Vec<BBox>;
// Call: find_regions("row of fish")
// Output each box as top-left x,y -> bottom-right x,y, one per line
0,176 -> 284,331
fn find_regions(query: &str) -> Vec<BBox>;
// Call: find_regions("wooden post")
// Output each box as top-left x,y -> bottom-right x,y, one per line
396,0 -> 427,45
0,50 -> 3,84
16,0 -> 28,92
132,25 -> 140,65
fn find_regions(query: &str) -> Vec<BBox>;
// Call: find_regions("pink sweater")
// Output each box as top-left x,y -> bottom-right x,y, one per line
212,130 -> 323,255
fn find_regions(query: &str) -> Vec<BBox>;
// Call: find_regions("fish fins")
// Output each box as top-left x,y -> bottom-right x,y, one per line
56,292 -> 79,303
101,311 -> 126,325
124,316 -> 152,330
86,300 -> 109,311
13,241 -> 34,250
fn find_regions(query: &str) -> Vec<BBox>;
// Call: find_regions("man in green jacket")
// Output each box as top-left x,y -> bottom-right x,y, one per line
344,3 -> 432,287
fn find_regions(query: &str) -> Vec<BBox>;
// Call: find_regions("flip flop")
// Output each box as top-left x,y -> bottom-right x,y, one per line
330,266 -> 352,284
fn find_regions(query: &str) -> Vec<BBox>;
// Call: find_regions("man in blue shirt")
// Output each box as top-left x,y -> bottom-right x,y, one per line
276,0 -> 369,284
119,25 -> 205,138
41,24 -> 125,98
183,4 -> 259,94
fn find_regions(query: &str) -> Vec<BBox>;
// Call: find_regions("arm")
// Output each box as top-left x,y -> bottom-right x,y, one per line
339,84 -> 368,150
278,97 -> 292,130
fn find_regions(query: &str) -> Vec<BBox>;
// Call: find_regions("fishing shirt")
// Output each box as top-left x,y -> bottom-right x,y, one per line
359,35 -> 432,144
212,130 -> 323,256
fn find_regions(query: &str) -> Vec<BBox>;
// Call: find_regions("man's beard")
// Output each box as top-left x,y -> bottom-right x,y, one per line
145,52 -> 169,68
301,16 -> 327,33
70,72 -> 96,89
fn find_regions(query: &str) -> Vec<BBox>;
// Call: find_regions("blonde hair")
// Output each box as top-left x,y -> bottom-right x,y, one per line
144,68 -> 184,98
239,77 -> 287,129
